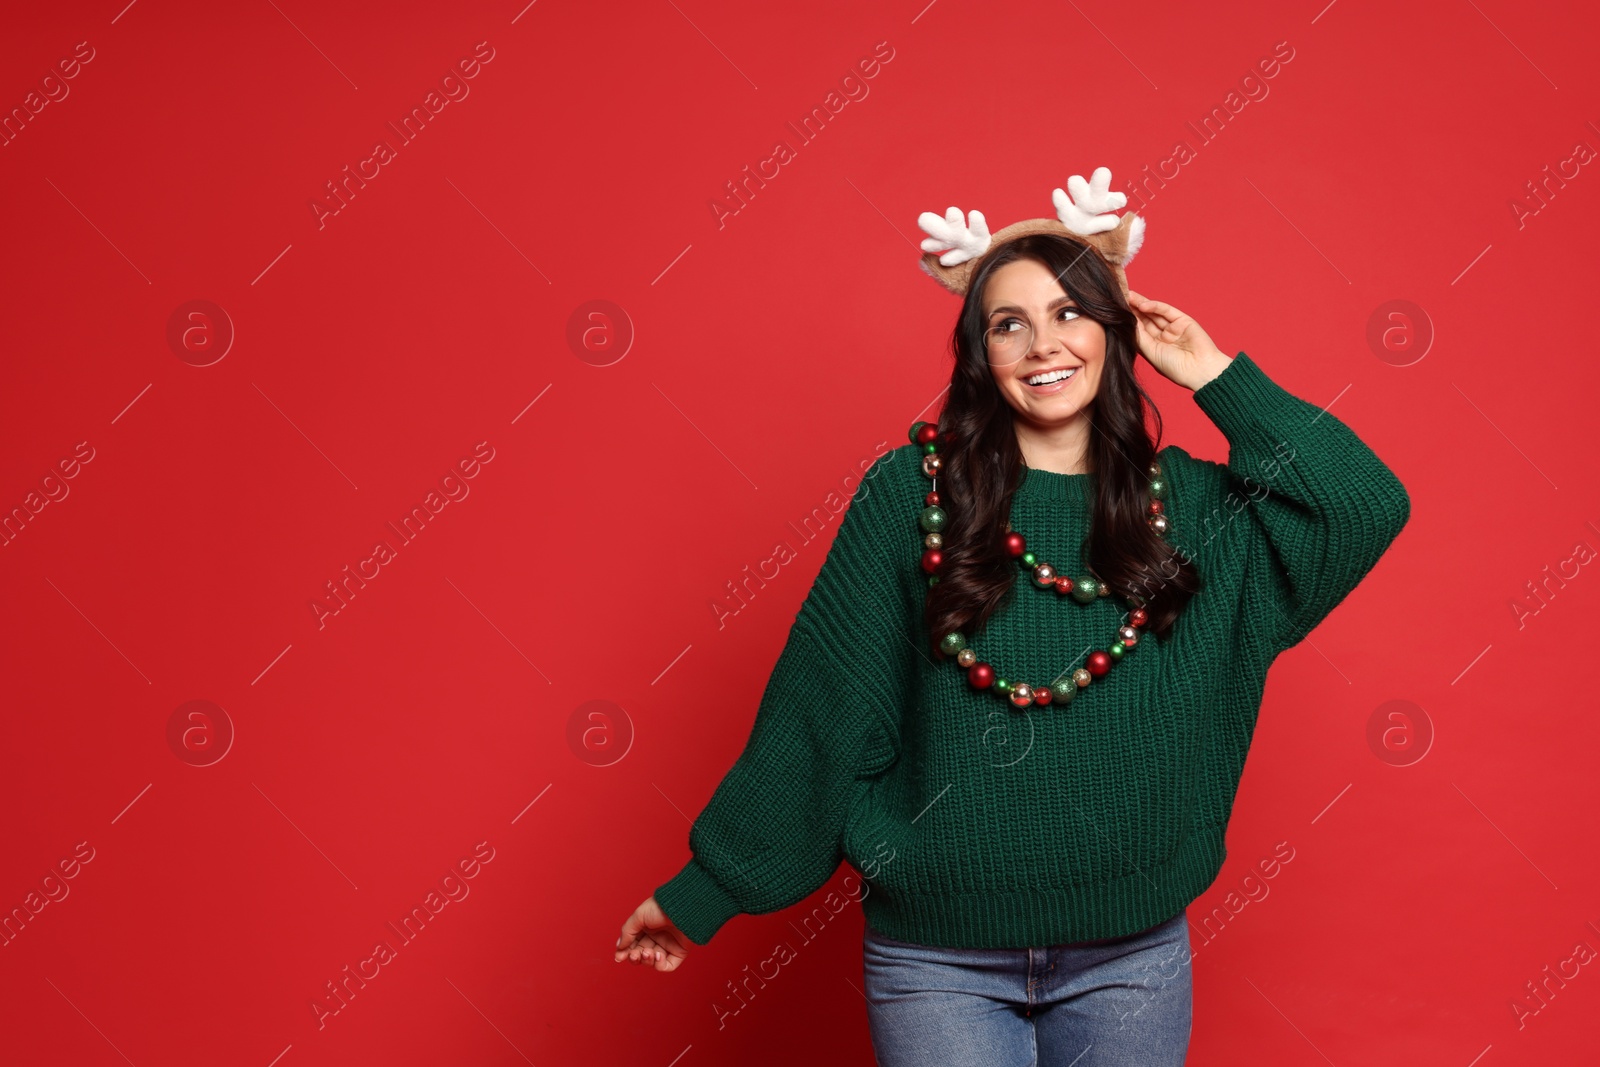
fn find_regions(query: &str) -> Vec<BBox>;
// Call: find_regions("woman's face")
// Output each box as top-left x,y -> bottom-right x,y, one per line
981,257 -> 1105,423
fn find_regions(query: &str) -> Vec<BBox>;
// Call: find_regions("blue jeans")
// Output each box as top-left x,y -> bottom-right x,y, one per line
862,909 -> 1192,1066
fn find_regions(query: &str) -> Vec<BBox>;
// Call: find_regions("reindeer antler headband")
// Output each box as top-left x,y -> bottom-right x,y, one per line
915,166 -> 1145,299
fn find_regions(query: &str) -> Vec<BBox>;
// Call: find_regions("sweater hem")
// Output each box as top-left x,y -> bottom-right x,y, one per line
858,821 -> 1226,949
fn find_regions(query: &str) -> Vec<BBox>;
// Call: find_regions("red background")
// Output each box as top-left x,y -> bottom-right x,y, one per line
2,1 -> 1597,1063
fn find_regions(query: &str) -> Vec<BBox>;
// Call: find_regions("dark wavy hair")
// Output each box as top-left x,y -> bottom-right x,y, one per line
924,232 -> 1200,657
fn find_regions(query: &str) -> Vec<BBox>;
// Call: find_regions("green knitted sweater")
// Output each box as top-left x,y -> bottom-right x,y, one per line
655,351 -> 1410,949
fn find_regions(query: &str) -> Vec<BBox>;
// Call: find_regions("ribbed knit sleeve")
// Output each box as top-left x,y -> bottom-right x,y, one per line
654,449 -> 918,945
1189,351 -> 1411,657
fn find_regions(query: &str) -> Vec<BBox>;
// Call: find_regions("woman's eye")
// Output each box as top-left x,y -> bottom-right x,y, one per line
1059,308 -> 1080,322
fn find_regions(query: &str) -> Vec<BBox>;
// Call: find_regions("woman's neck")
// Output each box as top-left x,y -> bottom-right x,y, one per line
1015,418 -> 1092,475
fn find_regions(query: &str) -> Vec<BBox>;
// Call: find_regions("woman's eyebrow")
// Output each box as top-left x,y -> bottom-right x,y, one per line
986,295 -> 1078,318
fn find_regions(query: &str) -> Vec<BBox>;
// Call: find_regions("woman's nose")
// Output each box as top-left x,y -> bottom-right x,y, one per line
1029,322 -> 1060,357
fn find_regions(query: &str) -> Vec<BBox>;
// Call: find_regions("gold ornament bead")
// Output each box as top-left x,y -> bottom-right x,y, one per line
924,532 -> 943,549
1032,563 -> 1056,587
1150,514 -> 1170,535
1118,625 -> 1138,645
921,454 -> 943,477
1073,668 -> 1092,688
1149,463 -> 1161,479
1010,684 -> 1034,708
957,648 -> 978,667
1097,581 -> 1110,597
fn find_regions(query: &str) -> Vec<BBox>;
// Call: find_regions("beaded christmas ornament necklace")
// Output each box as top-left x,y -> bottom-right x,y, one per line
909,420 -> 1174,710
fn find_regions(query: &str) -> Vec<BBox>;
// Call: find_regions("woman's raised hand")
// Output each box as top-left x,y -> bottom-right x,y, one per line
1125,289 -> 1233,392
614,895 -> 691,972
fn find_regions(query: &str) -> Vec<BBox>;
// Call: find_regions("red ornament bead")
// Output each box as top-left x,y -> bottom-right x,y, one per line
925,490 -> 941,506
1035,687 -> 1053,706
916,424 -> 939,445
968,662 -> 995,689
1148,499 -> 1163,515
1054,576 -> 1075,595
1086,651 -> 1112,677
1130,608 -> 1148,628
920,548 -> 943,574
1004,532 -> 1026,557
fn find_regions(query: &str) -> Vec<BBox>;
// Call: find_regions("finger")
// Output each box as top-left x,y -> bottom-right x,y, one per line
1144,308 -> 1179,334
1140,298 -> 1184,321
1134,300 -> 1171,327
614,926 -> 634,960
1126,289 -> 1166,311
655,940 -> 681,969
1126,289 -> 1178,320
1126,293 -> 1170,331
631,933 -> 661,965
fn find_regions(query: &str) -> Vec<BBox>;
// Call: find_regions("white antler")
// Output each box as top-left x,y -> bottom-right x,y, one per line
917,206 -> 993,266
1051,166 -> 1126,236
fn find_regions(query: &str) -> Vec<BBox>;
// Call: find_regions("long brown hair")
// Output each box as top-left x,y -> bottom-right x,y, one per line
924,232 -> 1200,656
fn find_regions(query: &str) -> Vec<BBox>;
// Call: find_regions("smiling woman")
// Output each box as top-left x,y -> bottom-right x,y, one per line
985,271 -> 1102,407
619,167 -> 1410,1067
930,229 -> 1203,649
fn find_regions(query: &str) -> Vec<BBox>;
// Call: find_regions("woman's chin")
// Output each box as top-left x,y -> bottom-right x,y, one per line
1009,388 -> 1092,418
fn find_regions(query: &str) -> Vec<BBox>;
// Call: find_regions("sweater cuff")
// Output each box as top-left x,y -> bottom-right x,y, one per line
654,856 -> 743,946
1190,351 -> 1297,440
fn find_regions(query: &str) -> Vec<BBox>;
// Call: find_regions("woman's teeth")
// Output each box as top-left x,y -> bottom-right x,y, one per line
1025,368 -> 1076,386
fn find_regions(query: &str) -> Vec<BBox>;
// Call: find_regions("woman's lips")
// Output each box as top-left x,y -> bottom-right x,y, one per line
1023,369 -> 1076,395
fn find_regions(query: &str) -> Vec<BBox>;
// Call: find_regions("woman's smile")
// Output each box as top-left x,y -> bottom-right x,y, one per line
1022,366 -> 1080,394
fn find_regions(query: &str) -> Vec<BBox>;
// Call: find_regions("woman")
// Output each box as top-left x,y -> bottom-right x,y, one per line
612,174 -> 1410,1065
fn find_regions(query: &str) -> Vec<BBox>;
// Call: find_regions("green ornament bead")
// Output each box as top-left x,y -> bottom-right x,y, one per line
1109,643 -> 1125,659
908,421 -> 928,444
939,632 -> 967,655
1051,680 -> 1077,704
995,678 -> 1011,694
1148,477 -> 1168,500
923,441 -> 938,455
1021,551 -> 1037,568
1070,576 -> 1099,603
919,505 -> 947,533
927,575 -> 939,587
